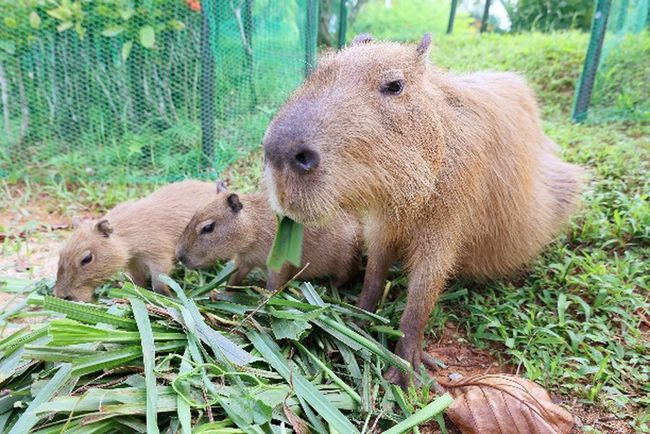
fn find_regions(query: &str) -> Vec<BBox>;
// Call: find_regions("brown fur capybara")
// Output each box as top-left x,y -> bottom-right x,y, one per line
53,180 -> 216,302
262,33 -> 583,386
175,181 -> 362,290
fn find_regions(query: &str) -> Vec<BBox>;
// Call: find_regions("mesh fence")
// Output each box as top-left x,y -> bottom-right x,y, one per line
0,0 -> 317,183
573,0 -> 649,122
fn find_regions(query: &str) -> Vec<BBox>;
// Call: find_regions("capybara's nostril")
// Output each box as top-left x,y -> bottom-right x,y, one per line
291,147 -> 320,174
177,253 -> 187,265
62,294 -> 74,301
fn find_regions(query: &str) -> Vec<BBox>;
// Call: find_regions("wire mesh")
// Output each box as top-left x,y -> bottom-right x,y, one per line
0,0 -> 316,182
573,0 -> 649,122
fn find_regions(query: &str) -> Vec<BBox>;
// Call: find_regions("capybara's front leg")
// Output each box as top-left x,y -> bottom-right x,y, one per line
384,246 -> 454,388
266,263 -> 298,291
357,240 -> 396,312
227,263 -> 253,287
148,259 -> 173,297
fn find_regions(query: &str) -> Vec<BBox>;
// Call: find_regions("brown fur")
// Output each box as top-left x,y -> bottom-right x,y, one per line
262,34 -> 583,386
175,183 -> 362,290
53,180 -> 216,301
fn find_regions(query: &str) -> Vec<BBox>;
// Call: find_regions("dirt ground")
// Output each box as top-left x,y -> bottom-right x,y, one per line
422,324 -> 636,434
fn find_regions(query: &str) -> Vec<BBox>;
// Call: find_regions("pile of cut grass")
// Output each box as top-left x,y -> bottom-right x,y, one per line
0,266 -> 453,433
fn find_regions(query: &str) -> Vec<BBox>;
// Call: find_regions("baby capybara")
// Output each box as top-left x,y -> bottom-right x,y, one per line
262,33 -> 583,386
175,181 -> 361,290
53,180 -> 216,302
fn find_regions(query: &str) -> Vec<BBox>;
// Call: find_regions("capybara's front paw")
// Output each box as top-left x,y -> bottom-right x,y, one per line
384,366 -> 413,388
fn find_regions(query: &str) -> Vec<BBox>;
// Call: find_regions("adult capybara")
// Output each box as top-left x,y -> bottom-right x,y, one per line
175,181 -> 362,290
262,33 -> 583,386
53,180 -> 215,302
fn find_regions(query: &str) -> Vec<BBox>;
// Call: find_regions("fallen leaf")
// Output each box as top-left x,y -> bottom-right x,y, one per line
441,374 -> 574,434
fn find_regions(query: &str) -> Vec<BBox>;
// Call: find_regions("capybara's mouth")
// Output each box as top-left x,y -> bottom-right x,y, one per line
264,162 -> 344,226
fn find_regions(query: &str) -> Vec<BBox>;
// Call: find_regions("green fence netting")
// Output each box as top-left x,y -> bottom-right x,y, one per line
0,0 -> 318,183
573,0 -> 649,122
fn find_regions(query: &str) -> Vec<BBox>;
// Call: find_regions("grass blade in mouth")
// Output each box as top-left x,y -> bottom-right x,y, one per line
267,216 -> 304,271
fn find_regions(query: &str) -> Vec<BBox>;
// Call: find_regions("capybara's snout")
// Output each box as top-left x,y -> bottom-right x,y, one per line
264,135 -> 320,175
263,103 -> 322,175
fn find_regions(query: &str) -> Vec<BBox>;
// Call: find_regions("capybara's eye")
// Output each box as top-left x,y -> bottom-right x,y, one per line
381,79 -> 405,96
80,253 -> 93,266
201,222 -> 215,234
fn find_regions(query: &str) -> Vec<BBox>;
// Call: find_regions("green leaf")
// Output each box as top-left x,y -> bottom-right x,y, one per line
168,20 -> 185,31
383,393 -> 454,434
247,330 -> 359,434
176,348 -> 192,434
130,298 -> 160,434
270,317 -> 311,340
101,26 -> 126,37
121,41 -> 133,62
267,216 -> 304,271
3,17 -> 17,29
44,295 -> 138,329
139,25 -> 155,48
29,12 -> 41,29
56,21 -> 73,32
0,39 -> 16,55
294,341 -> 361,404
7,363 -> 72,434
161,275 -> 253,366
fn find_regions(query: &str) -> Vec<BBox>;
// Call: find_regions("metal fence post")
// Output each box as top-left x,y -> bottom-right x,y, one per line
200,0 -> 216,169
338,0 -> 349,49
305,0 -> 318,77
447,0 -> 458,34
572,0 -> 612,122
480,0 -> 492,33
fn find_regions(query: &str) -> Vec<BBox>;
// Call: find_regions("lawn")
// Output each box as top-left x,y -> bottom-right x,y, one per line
1,30 -> 648,433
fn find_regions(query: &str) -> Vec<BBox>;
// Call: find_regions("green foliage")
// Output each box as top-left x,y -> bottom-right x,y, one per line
0,278 -> 452,432
591,31 -> 650,122
350,0 -> 475,41
504,0 -> 595,32
0,0 -> 309,183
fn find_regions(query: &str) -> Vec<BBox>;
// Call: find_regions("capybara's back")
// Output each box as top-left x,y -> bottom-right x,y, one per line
442,72 -> 584,278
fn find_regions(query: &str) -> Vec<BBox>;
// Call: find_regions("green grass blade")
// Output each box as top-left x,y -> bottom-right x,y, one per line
267,216 -> 304,271
247,330 -> 359,434
176,347 -> 192,434
316,316 -> 410,370
383,393 -> 454,434
130,298 -> 160,434
7,363 -> 72,434
0,325 -> 48,355
293,341 -> 361,404
161,275 -> 252,366
43,296 -> 138,330
191,261 -> 237,297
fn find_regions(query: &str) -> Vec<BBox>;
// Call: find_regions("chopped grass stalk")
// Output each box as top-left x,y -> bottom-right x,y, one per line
383,393 -> 454,434
7,363 -> 72,434
130,298 -> 160,434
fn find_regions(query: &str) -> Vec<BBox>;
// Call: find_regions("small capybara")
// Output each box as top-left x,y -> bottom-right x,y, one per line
53,180 -> 216,302
175,181 -> 361,290
262,33 -> 583,386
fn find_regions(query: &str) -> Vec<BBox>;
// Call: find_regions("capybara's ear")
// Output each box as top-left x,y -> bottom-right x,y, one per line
351,33 -> 373,46
216,180 -> 228,194
415,33 -> 432,57
227,194 -> 243,213
95,219 -> 113,237
72,216 -> 81,228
